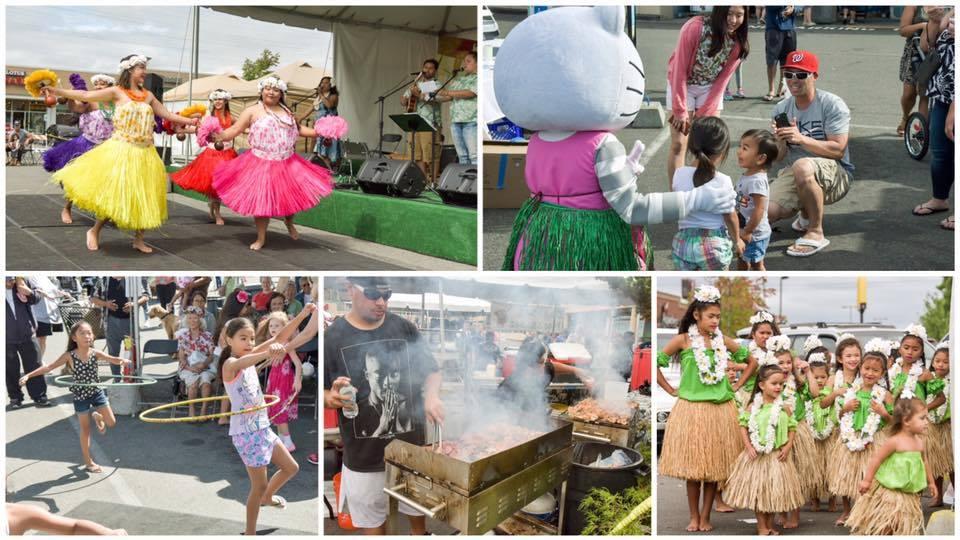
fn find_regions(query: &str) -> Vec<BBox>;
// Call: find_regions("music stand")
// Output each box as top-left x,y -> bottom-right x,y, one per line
389,112 -> 438,183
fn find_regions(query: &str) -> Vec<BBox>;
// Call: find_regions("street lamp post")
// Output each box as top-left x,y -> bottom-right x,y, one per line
779,277 -> 790,323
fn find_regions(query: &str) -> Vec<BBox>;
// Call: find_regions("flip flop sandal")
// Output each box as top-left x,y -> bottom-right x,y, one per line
786,237 -> 830,257
85,464 -> 103,473
762,93 -> 776,102
913,203 -> 950,216
261,495 -> 287,509
941,217 -> 955,230
791,216 -> 809,233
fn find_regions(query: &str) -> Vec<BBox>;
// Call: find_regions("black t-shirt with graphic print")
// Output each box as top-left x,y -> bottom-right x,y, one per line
324,312 -> 439,472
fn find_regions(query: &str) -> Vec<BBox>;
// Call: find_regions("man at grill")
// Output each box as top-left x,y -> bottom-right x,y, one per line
325,276 -> 444,534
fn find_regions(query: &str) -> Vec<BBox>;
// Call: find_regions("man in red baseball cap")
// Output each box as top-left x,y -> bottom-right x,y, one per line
766,49 -> 855,258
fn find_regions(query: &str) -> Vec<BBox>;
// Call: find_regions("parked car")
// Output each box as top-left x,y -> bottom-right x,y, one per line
735,322 -> 937,360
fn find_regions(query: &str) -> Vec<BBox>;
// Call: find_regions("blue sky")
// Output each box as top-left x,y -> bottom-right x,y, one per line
5,6 -> 333,77
659,276 -> 948,328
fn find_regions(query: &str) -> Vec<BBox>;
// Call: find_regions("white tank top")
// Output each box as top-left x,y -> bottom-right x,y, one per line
223,364 -> 269,436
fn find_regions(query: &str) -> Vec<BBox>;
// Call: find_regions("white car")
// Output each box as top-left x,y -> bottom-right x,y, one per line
735,323 -> 938,360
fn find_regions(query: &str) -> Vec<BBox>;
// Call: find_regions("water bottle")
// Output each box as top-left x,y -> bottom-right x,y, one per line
340,385 -> 359,419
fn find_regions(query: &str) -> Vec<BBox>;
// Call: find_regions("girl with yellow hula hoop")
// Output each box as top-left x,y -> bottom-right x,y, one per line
220,304 -> 317,536
18,320 -> 132,474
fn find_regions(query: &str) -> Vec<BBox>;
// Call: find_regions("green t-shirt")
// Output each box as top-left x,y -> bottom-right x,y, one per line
658,346 -> 748,404
890,369 -> 928,401
875,451 -> 928,493
794,382 -> 810,421
738,402 -> 797,449
448,72 -> 477,123
806,386 -> 834,434
838,388 -> 894,430
927,375 -> 949,422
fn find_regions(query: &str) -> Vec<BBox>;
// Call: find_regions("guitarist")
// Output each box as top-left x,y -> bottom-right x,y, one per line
400,59 -> 442,184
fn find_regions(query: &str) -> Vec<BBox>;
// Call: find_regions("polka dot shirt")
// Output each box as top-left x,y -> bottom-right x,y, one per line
69,350 -> 100,400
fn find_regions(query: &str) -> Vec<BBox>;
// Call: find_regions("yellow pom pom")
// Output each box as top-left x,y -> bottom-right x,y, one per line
24,69 -> 60,97
179,104 -> 208,118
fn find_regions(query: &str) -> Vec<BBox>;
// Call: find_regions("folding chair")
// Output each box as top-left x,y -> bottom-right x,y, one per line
136,339 -> 181,415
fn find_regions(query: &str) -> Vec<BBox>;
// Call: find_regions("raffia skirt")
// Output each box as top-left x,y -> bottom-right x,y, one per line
792,420 -> 824,497
810,430 -> 837,500
659,398 -> 742,482
724,449 -> 808,513
828,429 -> 889,499
846,481 -> 923,535
926,420 -> 953,480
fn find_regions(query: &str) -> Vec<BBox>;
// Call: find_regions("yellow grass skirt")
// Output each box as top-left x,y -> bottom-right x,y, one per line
792,420 -> 824,497
926,420 -> 953,480
810,430 -> 837,500
52,138 -> 168,230
846,481 -> 923,535
659,398 -> 742,482
828,428 -> 888,499
724,449 -> 808,512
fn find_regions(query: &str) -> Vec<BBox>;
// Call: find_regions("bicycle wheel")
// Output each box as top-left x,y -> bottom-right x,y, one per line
904,111 -> 929,160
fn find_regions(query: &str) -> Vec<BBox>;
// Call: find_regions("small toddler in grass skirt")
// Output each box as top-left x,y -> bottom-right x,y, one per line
723,365 -> 808,536
802,356 -> 839,510
924,344 -> 952,506
846,398 -> 937,535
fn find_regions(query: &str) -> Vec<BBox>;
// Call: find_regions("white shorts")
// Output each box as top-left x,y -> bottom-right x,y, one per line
179,368 -> 215,387
665,81 -> 723,114
338,465 -> 423,529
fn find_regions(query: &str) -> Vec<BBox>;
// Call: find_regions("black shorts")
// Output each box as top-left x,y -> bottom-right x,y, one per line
36,321 -> 63,337
765,29 -> 797,66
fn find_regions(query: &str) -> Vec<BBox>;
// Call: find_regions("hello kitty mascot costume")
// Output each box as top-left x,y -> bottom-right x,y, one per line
495,5 -> 736,270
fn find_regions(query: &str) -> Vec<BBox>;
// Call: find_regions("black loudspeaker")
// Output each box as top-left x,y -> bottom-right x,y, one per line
439,144 -> 458,172
144,73 -> 164,102
356,158 -> 425,198
436,164 -> 477,207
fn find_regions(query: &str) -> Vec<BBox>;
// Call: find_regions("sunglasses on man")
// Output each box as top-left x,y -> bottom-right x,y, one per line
783,71 -> 812,80
354,283 -> 392,301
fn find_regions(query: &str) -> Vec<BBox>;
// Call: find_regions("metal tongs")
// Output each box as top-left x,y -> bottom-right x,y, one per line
435,423 -> 443,453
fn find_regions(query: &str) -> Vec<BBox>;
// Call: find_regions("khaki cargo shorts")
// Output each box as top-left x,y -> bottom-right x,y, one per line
770,157 -> 851,212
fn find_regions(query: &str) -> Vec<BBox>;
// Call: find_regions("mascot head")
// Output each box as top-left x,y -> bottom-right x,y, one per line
494,5 -> 645,132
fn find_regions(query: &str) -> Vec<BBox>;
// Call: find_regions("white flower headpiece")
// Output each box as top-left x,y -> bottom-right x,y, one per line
749,311 -> 775,325
258,76 -> 288,93
904,323 -> 928,342
807,352 -> 827,364
208,90 -> 232,101
692,285 -> 721,304
889,340 -> 901,355
938,340 -> 949,351
802,335 -> 823,354
863,338 -> 889,356
118,54 -> 148,73
838,333 -> 856,343
91,74 -> 116,86
766,335 -> 792,355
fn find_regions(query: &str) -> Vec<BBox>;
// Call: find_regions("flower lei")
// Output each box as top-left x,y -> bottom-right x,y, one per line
688,324 -> 728,385
748,393 -> 784,454
749,340 -> 777,366
927,375 -> 950,423
258,76 -> 288,93
832,370 -> 860,421
805,392 -> 835,440
888,358 -> 923,399
118,54 -> 148,73
782,376 -> 798,411
839,385 -> 886,451
693,285 -> 721,303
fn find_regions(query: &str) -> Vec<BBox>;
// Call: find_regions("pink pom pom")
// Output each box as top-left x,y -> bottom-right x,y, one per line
197,115 -> 222,147
314,116 -> 348,139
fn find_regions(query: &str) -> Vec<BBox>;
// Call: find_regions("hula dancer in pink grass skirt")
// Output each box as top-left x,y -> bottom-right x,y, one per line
211,76 -> 334,250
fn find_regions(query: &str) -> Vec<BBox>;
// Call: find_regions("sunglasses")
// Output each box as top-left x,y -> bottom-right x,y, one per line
783,71 -> 812,80
355,284 -> 392,301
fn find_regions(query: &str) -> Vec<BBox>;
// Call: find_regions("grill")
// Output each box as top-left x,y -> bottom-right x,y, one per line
570,418 -> 630,447
383,417 -> 574,534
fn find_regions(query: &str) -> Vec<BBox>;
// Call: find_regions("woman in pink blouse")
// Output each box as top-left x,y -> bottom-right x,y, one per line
666,6 -> 750,183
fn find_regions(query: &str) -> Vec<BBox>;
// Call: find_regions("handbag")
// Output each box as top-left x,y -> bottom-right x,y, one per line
915,32 -> 943,88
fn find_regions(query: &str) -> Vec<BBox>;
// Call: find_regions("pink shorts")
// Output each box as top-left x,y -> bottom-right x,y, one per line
232,427 -> 280,468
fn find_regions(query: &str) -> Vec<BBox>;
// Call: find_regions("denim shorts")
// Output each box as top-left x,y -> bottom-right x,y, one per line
73,389 -> 109,414
741,236 -> 770,263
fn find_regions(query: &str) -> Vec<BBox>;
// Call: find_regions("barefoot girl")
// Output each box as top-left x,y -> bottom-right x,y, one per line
802,356 -> 835,512
825,339 -> 894,525
845,398 -> 937,535
42,73 -> 115,225
220,304 -> 316,535
657,285 -> 756,532
18,321 -> 131,473
257,312 -> 303,452
925,344 -> 952,506
211,77 -> 333,250
170,89 -> 237,225
42,54 -> 198,253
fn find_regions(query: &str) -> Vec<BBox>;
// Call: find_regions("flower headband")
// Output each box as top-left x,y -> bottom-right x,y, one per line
91,74 -> 116,86
692,285 -> 721,303
209,89 -> 232,101
235,290 -> 250,304
258,76 -> 287,93
802,335 -> 823,354
807,352 -> 826,364
766,335 -> 792,354
838,333 -> 856,343
118,54 -> 148,73
938,340 -> 950,351
904,323 -> 928,342
749,311 -> 775,325
862,338 -> 889,356
185,306 -> 204,316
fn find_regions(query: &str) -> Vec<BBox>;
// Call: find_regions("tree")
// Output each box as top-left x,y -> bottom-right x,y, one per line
712,277 -> 773,336
242,49 -> 280,81
920,277 -> 952,341
604,277 -> 651,315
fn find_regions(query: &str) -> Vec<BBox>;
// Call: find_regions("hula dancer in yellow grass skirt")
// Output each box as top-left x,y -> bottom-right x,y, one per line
43,54 -> 198,253
657,285 -> 757,532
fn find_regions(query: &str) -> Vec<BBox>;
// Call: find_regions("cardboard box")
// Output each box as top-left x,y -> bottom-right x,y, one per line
483,142 -> 530,209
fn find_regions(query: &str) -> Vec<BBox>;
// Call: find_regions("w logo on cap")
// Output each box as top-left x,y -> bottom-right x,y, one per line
792,52 -> 804,63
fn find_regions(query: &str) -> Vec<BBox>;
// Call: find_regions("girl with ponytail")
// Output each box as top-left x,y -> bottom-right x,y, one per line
670,116 -> 743,270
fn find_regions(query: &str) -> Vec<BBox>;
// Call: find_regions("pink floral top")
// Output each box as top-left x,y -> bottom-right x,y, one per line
249,105 -> 299,161
79,109 -> 113,144
175,328 -> 214,362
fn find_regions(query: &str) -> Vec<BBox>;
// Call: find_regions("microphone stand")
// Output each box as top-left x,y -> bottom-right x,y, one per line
374,75 -> 419,155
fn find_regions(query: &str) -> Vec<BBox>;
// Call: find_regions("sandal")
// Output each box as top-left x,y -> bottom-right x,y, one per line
913,203 -> 950,216
897,116 -> 907,137
261,495 -> 287,508
791,215 -> 809,233
786,237 -> 830,257
763,93 -> 776,102
85,463 -> 103,473
941,216 -> 954,230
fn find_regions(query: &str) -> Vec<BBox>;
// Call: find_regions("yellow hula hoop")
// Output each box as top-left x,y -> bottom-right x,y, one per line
139,394 -> 280,424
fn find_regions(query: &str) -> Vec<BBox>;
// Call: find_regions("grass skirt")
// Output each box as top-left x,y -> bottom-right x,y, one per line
52,138 -> 167,230
212,151 -> 333,217
659,398 -> 742,482
502,198 -> 644,271
926,420 -> 953,479
792,421 -> 825,497
810,430 -> 837,500
828,429 -> 888,499
170,146 -> 237,198
724,450 -> 808,512
846,481 -> 923,535
43,135 -> 96,172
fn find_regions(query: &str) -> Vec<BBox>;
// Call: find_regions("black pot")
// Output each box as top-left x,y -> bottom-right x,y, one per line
562,442 -> 645,534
